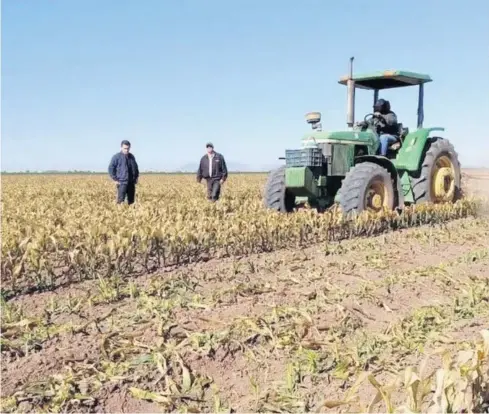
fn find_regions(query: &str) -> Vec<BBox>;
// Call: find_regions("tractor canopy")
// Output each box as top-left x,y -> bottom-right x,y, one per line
338,70 -> 432,90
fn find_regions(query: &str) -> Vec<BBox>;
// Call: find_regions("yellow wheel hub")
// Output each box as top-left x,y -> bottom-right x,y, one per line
431,155 -> 455,202
371,194 -> 383,209
365,181 -> 388,212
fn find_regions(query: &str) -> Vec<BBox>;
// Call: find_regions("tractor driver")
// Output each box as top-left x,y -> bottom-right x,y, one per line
372,98 -> 399,156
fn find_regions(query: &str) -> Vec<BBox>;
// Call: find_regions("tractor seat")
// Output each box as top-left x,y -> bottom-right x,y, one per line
388,123 -> 409,151
399,123 -> 409,140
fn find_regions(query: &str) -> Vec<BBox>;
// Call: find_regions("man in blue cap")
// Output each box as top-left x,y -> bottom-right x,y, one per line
196,142 -> 228,201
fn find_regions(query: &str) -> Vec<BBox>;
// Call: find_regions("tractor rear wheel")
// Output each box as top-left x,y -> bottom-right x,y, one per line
264,166 -> 295,212
339,162 -> 395,214
411,138 -> 461,204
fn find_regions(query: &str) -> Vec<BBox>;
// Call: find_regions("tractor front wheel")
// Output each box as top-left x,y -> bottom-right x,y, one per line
264,166 -> 296,212
411,138 -> 461,204
339,162 -> 395,214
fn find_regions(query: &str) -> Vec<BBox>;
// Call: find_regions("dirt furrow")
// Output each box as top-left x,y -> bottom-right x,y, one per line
2,243 -> 488,412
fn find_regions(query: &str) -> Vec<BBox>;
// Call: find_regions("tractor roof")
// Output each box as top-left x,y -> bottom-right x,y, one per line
338,70 -> 432,90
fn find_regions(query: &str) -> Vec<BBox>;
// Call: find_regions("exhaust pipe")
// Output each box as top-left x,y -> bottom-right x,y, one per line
346,57 -> 355,128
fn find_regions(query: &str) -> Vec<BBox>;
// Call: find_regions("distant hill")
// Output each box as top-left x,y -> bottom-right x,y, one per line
0,162 -> 285,175
2,164 -> 485,175
177,161 -> 281,173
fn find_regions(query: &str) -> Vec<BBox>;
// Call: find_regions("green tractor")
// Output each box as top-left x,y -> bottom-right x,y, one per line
264,57 -> 462,214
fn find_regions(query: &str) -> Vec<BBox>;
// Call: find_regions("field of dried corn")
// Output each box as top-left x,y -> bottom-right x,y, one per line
1,170 -> 489,413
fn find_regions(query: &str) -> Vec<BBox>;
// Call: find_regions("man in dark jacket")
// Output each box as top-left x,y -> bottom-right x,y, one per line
372,98 -> 400,156
196,142 -> 228,202
108,140 -> 140,204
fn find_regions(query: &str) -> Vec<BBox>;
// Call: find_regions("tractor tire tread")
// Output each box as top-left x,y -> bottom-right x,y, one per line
338,162 -> 395,214
411,137 -> 461,204
264,166 -> 294,212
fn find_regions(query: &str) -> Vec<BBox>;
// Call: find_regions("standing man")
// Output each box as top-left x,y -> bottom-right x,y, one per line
196,142 -> 228,202
108,140 -> 140,205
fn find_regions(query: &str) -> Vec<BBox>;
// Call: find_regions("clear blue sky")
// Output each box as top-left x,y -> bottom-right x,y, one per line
2,0 -> 488,171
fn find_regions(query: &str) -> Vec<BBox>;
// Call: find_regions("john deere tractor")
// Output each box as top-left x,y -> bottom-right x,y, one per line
264,57 -> 461,213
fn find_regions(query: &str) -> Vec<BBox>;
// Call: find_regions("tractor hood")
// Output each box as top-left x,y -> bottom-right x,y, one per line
300,130 -> 375,147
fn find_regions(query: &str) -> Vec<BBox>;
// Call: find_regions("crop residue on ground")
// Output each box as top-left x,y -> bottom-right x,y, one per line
1,170 -> 488,413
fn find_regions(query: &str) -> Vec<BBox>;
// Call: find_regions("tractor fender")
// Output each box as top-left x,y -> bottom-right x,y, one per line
354,155 -> 404,208
395,127 -> 445,172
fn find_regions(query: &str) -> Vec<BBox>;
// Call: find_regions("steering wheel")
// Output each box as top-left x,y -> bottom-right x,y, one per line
364,113 -> 380,123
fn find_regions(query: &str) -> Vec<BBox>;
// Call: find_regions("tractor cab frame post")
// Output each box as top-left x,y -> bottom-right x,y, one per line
417,83 -> 424,128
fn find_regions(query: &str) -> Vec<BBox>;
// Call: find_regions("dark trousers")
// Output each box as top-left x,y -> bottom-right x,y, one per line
117,182 -> 136,204
206,178 -> 221,201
